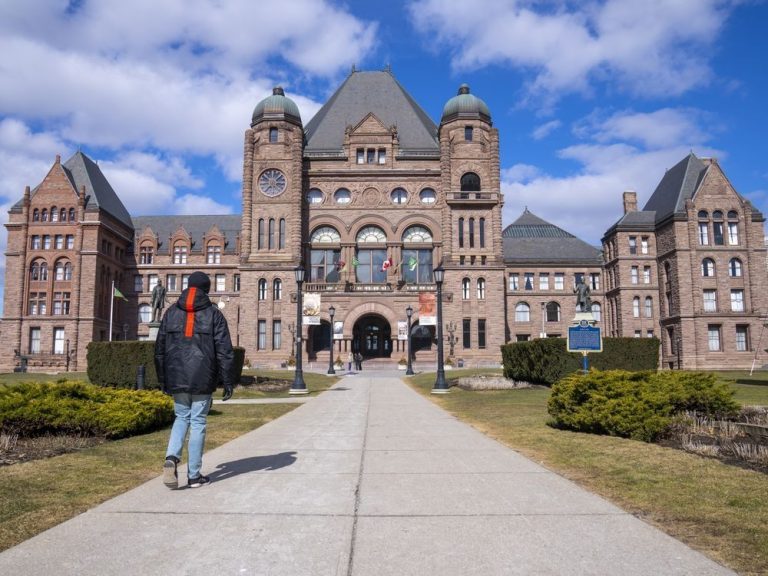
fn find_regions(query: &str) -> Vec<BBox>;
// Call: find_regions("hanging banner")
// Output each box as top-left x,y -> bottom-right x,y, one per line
302,292 -> 321,325
333,321 -> 344,340
397,320 -> 408,340
419,292 -> 436,326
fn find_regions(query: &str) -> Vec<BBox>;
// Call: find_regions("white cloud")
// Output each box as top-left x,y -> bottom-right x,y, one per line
502,164 -> 541,183
574,108 -> 711,148
409,0 -> 732,105
532,119 -> 561,140
172,193 -> 233,215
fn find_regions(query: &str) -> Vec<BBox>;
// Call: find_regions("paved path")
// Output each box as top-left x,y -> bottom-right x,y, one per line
0,373 -> 734,575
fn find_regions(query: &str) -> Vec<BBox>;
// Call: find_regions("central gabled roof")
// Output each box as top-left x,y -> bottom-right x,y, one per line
304,70 -> 439,153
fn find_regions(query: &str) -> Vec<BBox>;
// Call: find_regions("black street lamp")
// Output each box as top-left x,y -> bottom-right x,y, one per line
432,266 -> 448,394
405,305 -> 414,375
327,305 -> 336,375
290,266 -> 308,395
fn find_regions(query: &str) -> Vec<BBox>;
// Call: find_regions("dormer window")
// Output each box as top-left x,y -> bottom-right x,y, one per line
367,149 -> 375,164
378,148 -> 386,164
269,127 -> 278,143
173,242 -> 188,264
356,148 -> 364,164
140,244 -> 154,264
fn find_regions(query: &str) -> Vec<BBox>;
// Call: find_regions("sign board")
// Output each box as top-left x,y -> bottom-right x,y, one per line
567,324 -> 602,352
333,321 -> 343,340
302,293 -> 321,325
397,320 -> 408,341
419,292 -> 436,326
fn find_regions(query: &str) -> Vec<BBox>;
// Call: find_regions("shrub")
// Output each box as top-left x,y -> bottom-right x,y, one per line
0,380 -> 174,439
88,341 -> 246,389
501,337 -> 659,386
547,370 -> 739,442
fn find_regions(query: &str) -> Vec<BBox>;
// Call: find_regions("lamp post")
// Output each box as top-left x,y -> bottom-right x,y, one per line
290,266 -> 308,394
432,266 -> 448,393
405,305 -> 414,375
327,305 -> 336,375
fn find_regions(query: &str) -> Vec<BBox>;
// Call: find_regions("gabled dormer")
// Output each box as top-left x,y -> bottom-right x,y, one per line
345,112 -> 396,166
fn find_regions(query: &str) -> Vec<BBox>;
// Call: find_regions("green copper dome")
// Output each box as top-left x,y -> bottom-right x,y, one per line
251,87 -> 302,126
441,84 -> 491,124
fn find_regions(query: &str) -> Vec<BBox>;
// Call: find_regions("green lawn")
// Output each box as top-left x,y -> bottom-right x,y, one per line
0,402 -> 296,552
235,369 -> 338,398
408,371 -> 768,576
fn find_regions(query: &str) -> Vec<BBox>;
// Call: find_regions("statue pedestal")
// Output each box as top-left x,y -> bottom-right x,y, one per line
148,322 -> 161,341
572,312 -> 596,325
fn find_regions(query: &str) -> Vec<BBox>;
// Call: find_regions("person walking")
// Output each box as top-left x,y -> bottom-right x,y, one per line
347,351 -> 353,372
355,352 -> 363,372
155,271 -> 235,489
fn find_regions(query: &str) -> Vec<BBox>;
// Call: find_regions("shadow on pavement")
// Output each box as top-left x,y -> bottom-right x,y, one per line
208,451 -> 297,483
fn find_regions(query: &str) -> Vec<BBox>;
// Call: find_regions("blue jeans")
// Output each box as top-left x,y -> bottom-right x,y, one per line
166,393 -> 212,479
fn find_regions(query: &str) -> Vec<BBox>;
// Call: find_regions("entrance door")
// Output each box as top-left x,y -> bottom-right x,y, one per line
353,315 -> 392,358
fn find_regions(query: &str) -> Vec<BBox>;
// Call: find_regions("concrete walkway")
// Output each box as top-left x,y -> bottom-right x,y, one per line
0,373 -> 734,575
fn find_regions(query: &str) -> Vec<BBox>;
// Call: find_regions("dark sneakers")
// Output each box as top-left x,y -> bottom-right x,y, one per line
187,475 -> 210,488
163,456 -> 179,490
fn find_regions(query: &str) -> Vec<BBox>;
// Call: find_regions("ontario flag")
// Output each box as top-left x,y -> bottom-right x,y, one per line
113,286 -> 128,301
381,257 -> 393,272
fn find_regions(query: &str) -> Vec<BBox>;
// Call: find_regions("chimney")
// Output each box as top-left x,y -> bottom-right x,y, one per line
623,190 -> 637,214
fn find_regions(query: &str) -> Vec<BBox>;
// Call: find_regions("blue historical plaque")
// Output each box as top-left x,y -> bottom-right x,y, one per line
567,325 -> 602,352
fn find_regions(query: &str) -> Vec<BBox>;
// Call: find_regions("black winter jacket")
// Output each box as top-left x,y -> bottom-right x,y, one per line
154,287 -> 235,395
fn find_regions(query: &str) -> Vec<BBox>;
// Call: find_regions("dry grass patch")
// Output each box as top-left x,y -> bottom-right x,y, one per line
408,373 -> 768,576
0,403 -> 296,552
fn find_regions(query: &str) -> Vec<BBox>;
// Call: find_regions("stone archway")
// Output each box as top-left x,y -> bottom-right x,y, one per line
353,314 -> 392,358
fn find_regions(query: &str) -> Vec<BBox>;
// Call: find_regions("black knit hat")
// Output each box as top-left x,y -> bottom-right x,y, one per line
188,271 -> 211,293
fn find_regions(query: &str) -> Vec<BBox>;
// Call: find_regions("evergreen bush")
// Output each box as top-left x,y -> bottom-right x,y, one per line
501,337 -> 659,385
0,380 -> 174,438
547,370 -> 739,442
87,342 -> 246,389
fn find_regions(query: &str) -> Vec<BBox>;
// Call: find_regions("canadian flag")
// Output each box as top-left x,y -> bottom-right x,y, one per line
381,257 -> 393,272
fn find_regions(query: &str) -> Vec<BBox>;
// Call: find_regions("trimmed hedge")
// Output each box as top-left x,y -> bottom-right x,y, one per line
0,380 -> 174,438
501,337 -> 659,385
547,370 -> 739,442
87,341 -> 245,389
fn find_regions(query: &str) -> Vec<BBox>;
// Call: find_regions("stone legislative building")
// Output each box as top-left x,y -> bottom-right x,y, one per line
1,69 -> 766,372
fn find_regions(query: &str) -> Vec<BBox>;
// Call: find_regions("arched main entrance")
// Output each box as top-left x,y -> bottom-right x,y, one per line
353,314 -> 392,358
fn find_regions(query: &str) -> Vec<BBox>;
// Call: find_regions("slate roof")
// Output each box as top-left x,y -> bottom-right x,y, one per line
11,151 -> 133,228
304,70 -> 439,153
132,215 -> 241,254
502,209 -> 602,264
642,153 -> 708,224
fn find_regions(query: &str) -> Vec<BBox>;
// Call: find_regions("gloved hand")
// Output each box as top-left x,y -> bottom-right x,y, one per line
222,385 -> 234,401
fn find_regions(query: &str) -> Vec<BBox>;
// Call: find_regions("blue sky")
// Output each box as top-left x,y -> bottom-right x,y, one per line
1,0 -> 766,308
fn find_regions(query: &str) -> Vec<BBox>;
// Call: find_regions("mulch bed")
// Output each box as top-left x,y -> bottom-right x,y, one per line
0,433 -> 105,466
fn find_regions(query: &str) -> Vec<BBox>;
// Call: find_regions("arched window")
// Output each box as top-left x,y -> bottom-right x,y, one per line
258,279 -> 267,300
279,218 -> 286,249
458,217 -> 464,248
727,213 -> 739,245
390,187 -> 408,205
645,296 -> 653,318
479,218 -> 485,248
515,302 -> 530,322
41,208 -> 48,222
546,302 -> 560,322
334,188 -> 351,204
258,218 -> 265,249
633,297 -> 640,318
273,279 -> 282,300
68,207 -> 75,221
173,242 -> 188,264
140,243 -> 154,264
697,210 -> 708,219
310,226 -> 341,283
206,243 -> 221,264
701,258 -> 715,277
462,278 -> 470,300
307,188 -> 324,204
355,226 -> 387,283
729,258 -> 742,277
268,218 -> 275,249
712,211 -> 724,245
460,172 -> 481,192
402,226 -> 434,284
477,278 -> 486,300
591,302 -> 602,322
30,260 -> 41,281
54,259 -> 71,281
50,206 -> 58,222
139,304 -> 152,323
713,210 -> 724,220
33,208 -> 40,222
59,208 -> 67,222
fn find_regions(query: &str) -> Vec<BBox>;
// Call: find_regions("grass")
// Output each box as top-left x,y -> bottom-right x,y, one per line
235,370 -> 339,398
713,370 -> 768,406
408,371 -> 768,576
0,371 -> 89,384
0,402 -> 296,552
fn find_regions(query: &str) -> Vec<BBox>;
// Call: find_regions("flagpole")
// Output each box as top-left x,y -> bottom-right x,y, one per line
109,280 -> 115,342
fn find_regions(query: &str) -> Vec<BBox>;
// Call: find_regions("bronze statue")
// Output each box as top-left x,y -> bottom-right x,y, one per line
151,280 -> 167,323
574,277 -> 592,312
